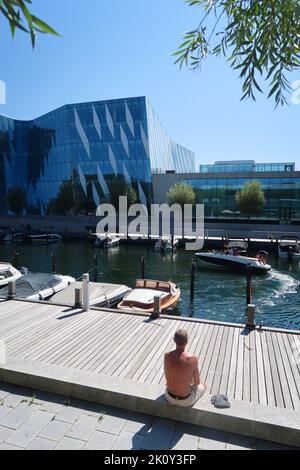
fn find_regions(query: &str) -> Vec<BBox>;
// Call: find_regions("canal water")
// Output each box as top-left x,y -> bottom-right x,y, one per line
1,242 -> 299,331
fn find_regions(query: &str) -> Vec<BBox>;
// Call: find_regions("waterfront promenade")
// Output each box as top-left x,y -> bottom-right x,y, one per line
0,297 -> 299,447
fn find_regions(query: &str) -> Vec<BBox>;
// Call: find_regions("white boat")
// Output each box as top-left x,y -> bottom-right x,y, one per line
27,233 -> 62,245
278,237 -> 300,261
155,236 -> 179,252
49,281 -> 131,308
0,263 -> 22,288
94,233 -> 120,248
118,279 -> 181,313
195,251 -> 271,273
0,272 -> 75,300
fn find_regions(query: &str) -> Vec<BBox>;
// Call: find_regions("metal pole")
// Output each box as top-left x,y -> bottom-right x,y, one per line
51,252 -> 56,274
82,273 -> 90,311
190,259 -> 196,304
8,281 -> 16,300
141,256 -> 145,280
94,254 -> 98,282
246,264 -> 252,306
151,296 -> 161,320
171,234 -> 174,253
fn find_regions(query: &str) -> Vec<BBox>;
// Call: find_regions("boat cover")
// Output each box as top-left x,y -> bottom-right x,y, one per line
49,281 -> 130,306
0,273 -> 62,298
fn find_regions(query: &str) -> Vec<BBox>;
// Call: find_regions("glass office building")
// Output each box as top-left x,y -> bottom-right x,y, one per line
199,160 -> 295,174
0,96 -> 195,215
152,161 -> 300,222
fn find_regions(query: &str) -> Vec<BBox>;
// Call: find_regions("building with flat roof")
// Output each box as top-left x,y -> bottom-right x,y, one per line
0,97 -> 195,215
153,161 -> 300,222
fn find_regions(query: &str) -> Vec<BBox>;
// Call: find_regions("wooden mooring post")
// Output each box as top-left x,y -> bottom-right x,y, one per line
190,259 -> 197,304
151,296 -> 161,320
8,281 -> 16,300
82,273 -> 90,311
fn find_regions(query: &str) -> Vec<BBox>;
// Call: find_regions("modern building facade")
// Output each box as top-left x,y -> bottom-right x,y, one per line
153,161 -> 300,222
0,96 -> 195,215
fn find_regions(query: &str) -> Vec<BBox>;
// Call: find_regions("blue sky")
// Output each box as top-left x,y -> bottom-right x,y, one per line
0,0 -> 299,169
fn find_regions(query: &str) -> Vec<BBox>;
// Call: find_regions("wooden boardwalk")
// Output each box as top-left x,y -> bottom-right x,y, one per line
0,299 -> 299,411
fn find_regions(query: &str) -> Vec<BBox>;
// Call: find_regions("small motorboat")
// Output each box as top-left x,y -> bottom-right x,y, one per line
278,237 -> 300,261
117,279 -> 181,313
195,250 -> 271,273
0,263 -> 22,288
49,281 -> 131,308
94,233 -> 120,248
154,236 -> 179,252
0,272 -> 75,301
26,233 -> 62,245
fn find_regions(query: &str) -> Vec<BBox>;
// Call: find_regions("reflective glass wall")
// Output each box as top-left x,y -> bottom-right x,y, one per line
0,97 -> 195,215
183,176 -> 300,220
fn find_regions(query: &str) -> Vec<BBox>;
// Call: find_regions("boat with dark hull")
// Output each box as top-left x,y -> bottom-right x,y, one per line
196,251 -> 271,273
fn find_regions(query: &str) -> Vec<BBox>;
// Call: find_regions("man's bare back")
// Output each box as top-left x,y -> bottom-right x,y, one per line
165,350 -> 200,397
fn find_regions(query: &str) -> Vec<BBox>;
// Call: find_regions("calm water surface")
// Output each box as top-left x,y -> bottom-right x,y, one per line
1,242 -> 299,330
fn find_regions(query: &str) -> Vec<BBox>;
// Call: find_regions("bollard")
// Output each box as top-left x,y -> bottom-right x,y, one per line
151,296 -> 161,319
246,264 -> 252,306
51,252 -> 56,274
141,256 -> 146,280
246,304 -> 256,328
190,259 -> 196,303
8,281 -> 16,300
74,288 -> 83,307
82,273 -> 90,311
94,254 -> 99,282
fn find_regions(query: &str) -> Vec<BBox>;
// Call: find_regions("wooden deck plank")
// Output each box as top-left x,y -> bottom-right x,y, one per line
266,331 -> 285,409
226,327 -> 239,399
211,325 -> 230,396
24,311 -> 112,362
254,330 -> 267,406
243,331 -> 251,402
74,315 -> 139,371
260,330 -> 276,407
206,325 -> 226,394
249,330 -> 258,403
234,330 -> 244,401
65,314 -> 134,369
270,332 -> 294,410
218,326 -> 234,395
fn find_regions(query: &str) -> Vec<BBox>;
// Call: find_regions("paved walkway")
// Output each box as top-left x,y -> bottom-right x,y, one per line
0,383 -> 297,450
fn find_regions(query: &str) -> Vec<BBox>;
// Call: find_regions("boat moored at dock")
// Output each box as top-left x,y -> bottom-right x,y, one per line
49,281 -> 131,308
278,236 -> 300,261
117,279 -> 181,313
0,263 -> 22,288
0,272 -> 75,301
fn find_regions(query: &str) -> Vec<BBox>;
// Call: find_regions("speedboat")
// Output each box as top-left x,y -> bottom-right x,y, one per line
49,281 -> 131,308
26,233 -> 62,245
94,233 -> 120,248
195,250 -> 271,273
155,236 -> 179,252
118,279 -> 181,313
0,272 -> 75,301
278,237 -> 300,261
0,263 -> 22,288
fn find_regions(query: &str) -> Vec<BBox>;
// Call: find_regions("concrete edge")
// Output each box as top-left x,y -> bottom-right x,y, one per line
0,359 -> 299,447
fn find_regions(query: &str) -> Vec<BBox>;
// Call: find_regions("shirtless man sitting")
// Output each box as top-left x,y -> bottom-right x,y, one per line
164,329 -> 206,407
